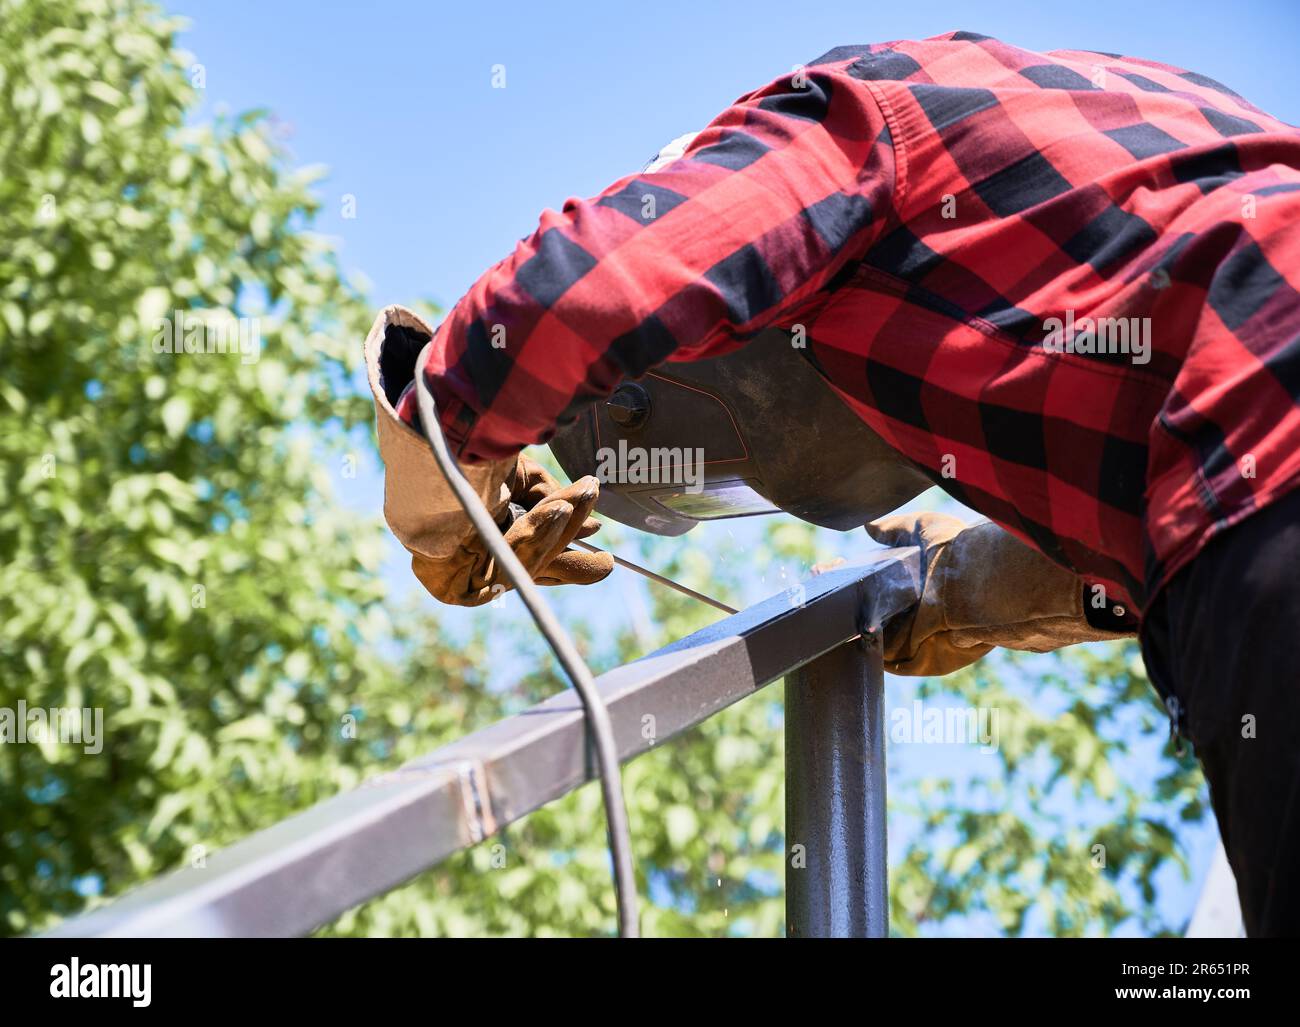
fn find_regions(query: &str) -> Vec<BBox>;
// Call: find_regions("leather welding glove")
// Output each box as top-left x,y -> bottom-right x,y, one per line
409,456 -> 615,606
865,512 -> 1134,677
365,304 -> 613,607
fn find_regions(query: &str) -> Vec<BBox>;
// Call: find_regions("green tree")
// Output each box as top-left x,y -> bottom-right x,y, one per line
1,0 -> 1207,938
0,0 -> 386,931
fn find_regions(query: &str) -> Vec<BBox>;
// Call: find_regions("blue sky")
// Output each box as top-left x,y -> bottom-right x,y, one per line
171,0 -> 1300,933
177,0 -> 1300,322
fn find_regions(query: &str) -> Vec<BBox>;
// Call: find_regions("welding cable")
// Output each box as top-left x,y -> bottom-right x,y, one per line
412,344 -> 639,938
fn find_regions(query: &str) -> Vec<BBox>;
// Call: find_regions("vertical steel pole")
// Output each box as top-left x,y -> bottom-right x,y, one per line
785,637 -> 888,937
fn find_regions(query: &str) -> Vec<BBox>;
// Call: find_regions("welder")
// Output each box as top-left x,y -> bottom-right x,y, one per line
365,32 -> 1300,935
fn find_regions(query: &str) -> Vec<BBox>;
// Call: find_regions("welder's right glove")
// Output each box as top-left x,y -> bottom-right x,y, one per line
407,454 -> 614,607
365,304 -> 613,607
865,512 -> 1134,676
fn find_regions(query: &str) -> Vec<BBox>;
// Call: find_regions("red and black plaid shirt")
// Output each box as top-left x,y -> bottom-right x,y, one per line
399,30 -> 1300,615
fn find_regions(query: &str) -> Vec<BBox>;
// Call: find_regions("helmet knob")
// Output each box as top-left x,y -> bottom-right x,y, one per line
605,383 -> 651,431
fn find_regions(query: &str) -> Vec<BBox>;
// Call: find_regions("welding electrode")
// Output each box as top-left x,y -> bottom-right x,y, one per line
570,539 -> 737,615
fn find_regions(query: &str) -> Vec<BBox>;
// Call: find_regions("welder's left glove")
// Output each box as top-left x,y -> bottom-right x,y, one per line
865,512 -> 1134,677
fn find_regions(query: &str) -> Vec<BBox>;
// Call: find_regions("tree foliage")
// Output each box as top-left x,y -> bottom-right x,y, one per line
0,0 -> 383,931
1,0 -> 1206,938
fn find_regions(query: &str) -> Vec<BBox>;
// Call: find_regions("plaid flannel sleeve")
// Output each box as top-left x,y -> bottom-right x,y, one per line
398,63 -> 898,463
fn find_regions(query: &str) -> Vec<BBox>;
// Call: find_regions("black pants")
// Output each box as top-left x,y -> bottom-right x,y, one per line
1141,486 -> 1300,937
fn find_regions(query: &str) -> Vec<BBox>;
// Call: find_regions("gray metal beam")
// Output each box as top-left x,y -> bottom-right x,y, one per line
44,547 -> 920,938
785,636 -> 889,938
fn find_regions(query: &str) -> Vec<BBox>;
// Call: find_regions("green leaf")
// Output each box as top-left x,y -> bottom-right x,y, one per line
665,806 -> 698,850
160,395 -> 191,437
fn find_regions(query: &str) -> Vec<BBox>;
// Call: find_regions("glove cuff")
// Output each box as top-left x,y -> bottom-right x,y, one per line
365,305 -> 514,560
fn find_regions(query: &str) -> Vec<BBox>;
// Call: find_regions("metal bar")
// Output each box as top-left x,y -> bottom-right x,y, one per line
44,547 -> 919,939
785,635 -> 889,938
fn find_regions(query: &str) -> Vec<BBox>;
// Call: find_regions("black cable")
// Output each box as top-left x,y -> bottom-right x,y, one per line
412,344 -> 639,938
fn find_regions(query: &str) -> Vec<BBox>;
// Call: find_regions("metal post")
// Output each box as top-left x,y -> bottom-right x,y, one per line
785,637 -> 888,938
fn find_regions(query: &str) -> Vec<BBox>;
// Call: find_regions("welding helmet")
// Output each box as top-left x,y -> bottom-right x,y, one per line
548,325 -> 932,536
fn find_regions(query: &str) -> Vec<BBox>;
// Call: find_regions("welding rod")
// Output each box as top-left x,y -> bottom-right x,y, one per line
571,538 -> 738,615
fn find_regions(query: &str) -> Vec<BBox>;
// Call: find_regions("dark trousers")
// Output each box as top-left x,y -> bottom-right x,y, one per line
1141,486 -> 1300,937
